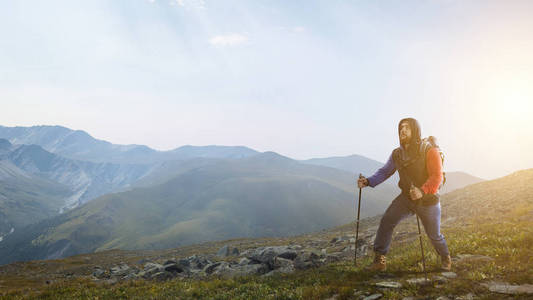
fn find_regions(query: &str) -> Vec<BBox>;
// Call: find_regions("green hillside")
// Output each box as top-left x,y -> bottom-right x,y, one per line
0,169 -> 531,299
0,152 -> 397,264
0,161 -> 72,237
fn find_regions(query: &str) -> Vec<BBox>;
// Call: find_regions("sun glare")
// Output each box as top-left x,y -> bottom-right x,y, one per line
477,72 -> 533,131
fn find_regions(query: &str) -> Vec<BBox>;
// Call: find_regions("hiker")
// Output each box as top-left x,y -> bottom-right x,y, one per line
357,118 -> 451,271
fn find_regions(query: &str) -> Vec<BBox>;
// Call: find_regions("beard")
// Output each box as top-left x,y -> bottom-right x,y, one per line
400,135 -> 411,145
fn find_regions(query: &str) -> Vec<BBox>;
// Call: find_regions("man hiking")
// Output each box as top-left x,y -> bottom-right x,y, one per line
358,117 -> 452,271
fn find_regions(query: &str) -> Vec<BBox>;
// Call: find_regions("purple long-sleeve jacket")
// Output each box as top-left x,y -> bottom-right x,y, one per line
367,153 -> 396,187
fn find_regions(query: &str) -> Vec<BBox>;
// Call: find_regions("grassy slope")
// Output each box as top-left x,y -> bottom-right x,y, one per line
0,165 -> 72,234
1,170 -> 531,299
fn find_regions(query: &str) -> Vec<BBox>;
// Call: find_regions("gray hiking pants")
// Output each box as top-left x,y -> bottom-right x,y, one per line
373,193 -> 450,257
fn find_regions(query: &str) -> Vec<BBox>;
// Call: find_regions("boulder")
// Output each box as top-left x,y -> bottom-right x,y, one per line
164,262 -> 184,274
247,246 -> 298,266
187,255 -> 211,269
294,251 -> 322,270
211,262 -> 234,277
177,258 -> 191,269
238,257 -> 253,266
141,263 -> 165,278
110,264 -> 131,277
271,257 -> 295,274
203,262 -> 223,275
481,281 -> 533,295
217,245 -> 240,257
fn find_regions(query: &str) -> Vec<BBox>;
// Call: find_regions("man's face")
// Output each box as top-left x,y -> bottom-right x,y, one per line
399,121 -> 412,144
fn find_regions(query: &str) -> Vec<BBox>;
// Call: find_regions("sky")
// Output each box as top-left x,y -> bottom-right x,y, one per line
1,0 -> 533,180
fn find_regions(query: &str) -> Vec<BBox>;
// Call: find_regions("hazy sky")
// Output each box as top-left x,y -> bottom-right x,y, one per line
1,0 -> 533,179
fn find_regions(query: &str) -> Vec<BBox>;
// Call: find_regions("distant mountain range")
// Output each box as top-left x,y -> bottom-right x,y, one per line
0,125 -> 485,264
0,125 -> 258,164
302,154 -> 385,176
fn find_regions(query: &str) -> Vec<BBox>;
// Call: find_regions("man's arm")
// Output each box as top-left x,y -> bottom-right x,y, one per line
420,147 -> 443,194
366,153 -> 396,187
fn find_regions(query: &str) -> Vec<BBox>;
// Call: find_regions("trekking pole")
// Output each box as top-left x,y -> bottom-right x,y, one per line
416,214 -> 428,282
354,174 -> 363,266
411,183 -> 428,282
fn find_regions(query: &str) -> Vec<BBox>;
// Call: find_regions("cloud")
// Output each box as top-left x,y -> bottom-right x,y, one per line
293,26 -> 306,33
209,34 -> 248,47
171,0 -> 205,9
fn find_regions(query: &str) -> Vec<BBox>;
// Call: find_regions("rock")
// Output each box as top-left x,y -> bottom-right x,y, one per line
163,259 -> 176,265
217,245 -> 240,257
238,257 -> 252,265
164,262 -> 184,274
272,257 -> 295,274
122,273 -> 138,280
144,262 -> 164,272
481,281 -> 533,294
375,281 -> 402,288
330,237 -> 339,243
177,258 -> 191,269
210,262 -> 232,277
406,277 -> 430,285
92,268 -> 107,279
142,263 -> 165,278
441,271 -> 457,279
435,296 -> 452,300
110,264 -> 131,277
247,246 -> 298,266
294,251 -> 322,270
290,245 -> 303,250
188,255 -> 211,269
204,262 -> 223,275
362,294 -> 383,300
278,250 -> 298,260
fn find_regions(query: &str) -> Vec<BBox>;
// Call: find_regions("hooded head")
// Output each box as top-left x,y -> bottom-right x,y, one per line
398,118 -> 421,148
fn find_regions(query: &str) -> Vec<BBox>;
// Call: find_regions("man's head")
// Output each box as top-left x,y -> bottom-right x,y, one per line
398,118 -> 421,147
399,121 -> 412,145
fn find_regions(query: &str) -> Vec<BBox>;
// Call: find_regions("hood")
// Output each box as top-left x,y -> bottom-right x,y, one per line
398,117 -> 421,147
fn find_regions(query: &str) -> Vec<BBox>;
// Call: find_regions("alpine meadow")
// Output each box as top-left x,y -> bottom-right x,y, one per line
1,1 -> 533,299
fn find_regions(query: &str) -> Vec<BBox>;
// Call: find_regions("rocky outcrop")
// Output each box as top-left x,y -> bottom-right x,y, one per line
94,243 -> 352,282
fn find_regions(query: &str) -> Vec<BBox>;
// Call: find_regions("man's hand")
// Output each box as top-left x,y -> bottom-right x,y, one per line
409,185 -> 424,201
357,176 -> 369,189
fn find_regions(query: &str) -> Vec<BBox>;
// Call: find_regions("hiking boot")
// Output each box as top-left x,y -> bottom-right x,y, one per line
441,254 -> 452,271
366,254 -> 386,272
